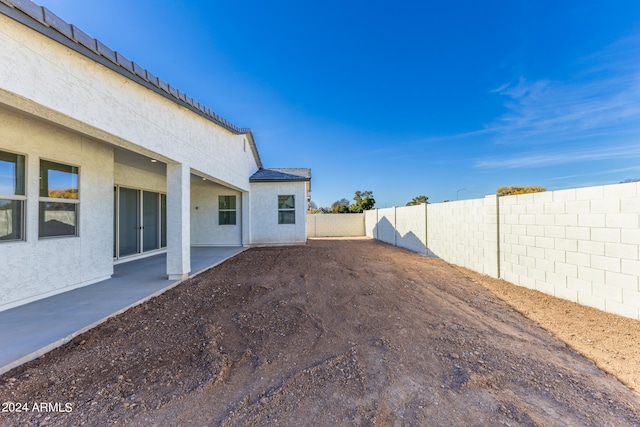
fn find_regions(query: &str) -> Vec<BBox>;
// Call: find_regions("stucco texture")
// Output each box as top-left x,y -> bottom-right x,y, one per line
0,107 -> 113,310
0,13 -> 259,191
249,182 -> 308,245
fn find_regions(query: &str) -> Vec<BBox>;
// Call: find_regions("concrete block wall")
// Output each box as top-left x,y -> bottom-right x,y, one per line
375,207 -> 398,246
364,210 -> 377,238
363,183 -> 639,320
307,213 -> 365,237
363,204 -> 429,255
499,182 -> 640,320
427,197 -> 499,277
395,204 -> 428,255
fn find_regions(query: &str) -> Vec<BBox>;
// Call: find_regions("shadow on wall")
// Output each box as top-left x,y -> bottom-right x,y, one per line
372,216 -> 437,258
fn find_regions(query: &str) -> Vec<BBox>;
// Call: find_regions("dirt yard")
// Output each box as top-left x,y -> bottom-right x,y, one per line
1,239 -> 639,426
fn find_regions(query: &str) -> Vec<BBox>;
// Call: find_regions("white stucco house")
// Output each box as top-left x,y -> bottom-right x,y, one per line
0,0 -> 311,311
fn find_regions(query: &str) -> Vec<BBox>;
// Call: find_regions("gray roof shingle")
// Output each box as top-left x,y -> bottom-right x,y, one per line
250,168 -> 311,182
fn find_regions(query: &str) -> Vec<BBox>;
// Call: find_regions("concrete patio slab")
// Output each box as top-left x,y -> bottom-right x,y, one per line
0,246 -> 245,376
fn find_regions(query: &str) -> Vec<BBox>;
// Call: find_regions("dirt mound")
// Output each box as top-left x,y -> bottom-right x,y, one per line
1,239 -> 638,426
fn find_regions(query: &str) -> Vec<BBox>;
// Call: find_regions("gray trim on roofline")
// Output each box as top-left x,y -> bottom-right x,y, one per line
0,0 -> 263,169
250,178 -> 311,183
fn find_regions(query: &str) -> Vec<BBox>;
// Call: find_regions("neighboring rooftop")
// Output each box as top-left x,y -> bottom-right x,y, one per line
250,168 -> 312,182
0,0 -> 262,168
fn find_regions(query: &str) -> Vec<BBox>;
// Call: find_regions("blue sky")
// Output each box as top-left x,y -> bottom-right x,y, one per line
35,0 -> 640,207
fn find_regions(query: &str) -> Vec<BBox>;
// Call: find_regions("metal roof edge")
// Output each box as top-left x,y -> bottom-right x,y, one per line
243,131 -> 263,170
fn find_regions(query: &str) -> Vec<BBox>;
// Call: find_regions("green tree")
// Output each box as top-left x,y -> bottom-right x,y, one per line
406,195 -> 428,206
349,190 -> 375,213
331,198 -> 350,213
497,186 -> 546,196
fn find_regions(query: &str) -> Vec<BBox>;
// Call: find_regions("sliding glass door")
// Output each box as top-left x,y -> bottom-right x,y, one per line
114,186 -> 166,260
118,188 -> 139,257
142,191 -> 159,252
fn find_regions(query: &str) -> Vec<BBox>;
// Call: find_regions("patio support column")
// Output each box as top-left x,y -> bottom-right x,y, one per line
166,162 -> 191,280
241,191 -> 250,246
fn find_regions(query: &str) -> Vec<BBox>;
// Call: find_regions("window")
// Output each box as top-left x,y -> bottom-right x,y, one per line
219,195 -> 236,225
278,195 -> 295,224
39,160 -> 79,238
0,150 -> 26,241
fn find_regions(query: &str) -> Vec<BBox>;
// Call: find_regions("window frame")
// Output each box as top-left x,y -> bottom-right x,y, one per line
218,195 -> 237,225
38,159 -> 79,239
0,149 -> 26,242
278,195 -> 295,225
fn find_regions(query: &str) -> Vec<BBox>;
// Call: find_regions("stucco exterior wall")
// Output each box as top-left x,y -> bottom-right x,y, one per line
249,182 -> 307,245
0,13 -> 259,191
0,7 -> 311,311
0,107 -> 113,310
191,180 -> 242,246
114,163 -> 165,194
306,213 -> 365,237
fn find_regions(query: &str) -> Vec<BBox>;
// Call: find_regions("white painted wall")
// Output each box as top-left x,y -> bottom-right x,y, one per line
114,163 -> 165,193
191,180 -> 242,246
396,204 -> 428,255
307,213 -> 365,237
376,207 -> 397,246
427,196 -> 499,277
364,205 -> 428,254
0,13 -> 260,191
499,184 -> 640,319
249,182 -> 307,245
113,167 -> 246,247
364,184 -> 640,320
0,7 -> 316,313
0,10 -> 263,285
0,107 -> 114,310
364,210 -> 377,238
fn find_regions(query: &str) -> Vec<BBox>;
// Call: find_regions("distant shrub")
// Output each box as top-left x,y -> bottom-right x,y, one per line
406,195 -> 428,206
497,186 -> 546,196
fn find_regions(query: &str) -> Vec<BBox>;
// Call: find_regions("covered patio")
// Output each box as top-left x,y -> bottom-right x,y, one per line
0,246 -> 245,375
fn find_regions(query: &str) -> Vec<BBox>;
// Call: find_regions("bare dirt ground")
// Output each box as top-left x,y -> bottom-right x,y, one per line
459,266 -> 640,395
1,238 -> 639,426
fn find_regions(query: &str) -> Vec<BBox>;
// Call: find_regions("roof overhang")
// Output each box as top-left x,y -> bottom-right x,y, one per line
0,0 -> 263,169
